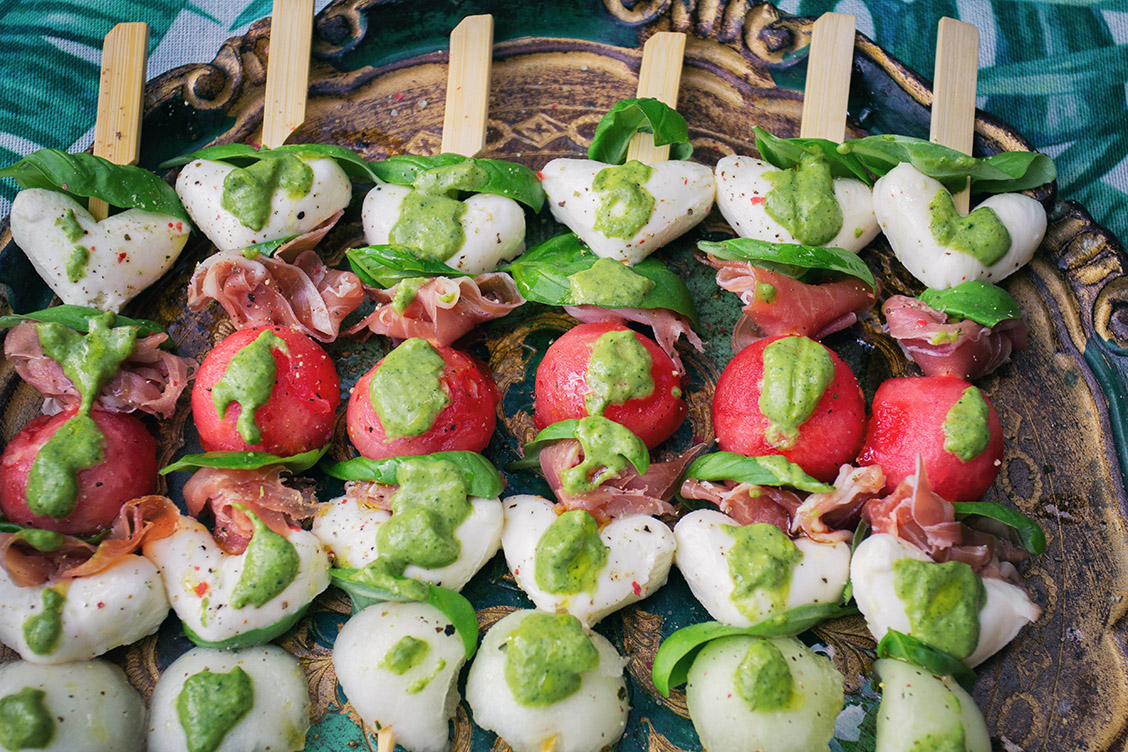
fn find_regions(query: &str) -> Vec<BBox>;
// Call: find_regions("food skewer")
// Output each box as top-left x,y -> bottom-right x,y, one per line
798,12 -> 855,142
377,725 -> 395,752
441,14 -> 494,157
90,22 -> 149,221
626,31 -> 687,164
929,17 -> 979,213
261,0 -> 314,149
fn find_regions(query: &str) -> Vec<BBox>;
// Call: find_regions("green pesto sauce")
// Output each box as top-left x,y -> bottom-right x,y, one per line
0,687 -> 54,750
381,635 -> 430,675
504,613 -> 599,707
413,162 -> 488,195
369,338 -> 450,439
17,529 -> 64,552
734,640 -> 796,712
407,658 -> 447,695
230,511 -> 299,610
723,523 -> 802,621
759,336 -> 835,450
25,412 -> 103,519
392,277 -> 429,314
376,457 -> 471,572
763,151 -> 843,246
66,245 -> 90,283
754,282 -> 777,304
567,257 -> 655,307
37,314 -> 137,413
22,588 -> 65,656
893,558 -> 986,660
176,666 -> 254,752
221,154 -> 314,232
54,208 -> 84,242
534,510 -> 609,595
584,329 -> 655,416
388,162 -> 487,262
942,386 -> 991,462
560,415 -> 648,495
349,558 -> 430,601
593,160 -> 655,239
928,190 -> 1012,267
212,330 -> 287,445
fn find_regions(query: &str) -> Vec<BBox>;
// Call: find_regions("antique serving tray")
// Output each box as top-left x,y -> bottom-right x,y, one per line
1,1 -> 1127,750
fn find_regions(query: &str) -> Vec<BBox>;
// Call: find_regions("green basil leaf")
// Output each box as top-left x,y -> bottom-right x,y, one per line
0,305 -> 169,342
588,98 -> 692,165
507,419 -> 584,470
952,501 -> 1046,556
696,237 -> 876,292
320,451 -> 505,499
0,149 -> 190,223
330,569 -> 479,660
752,127 -> 872,184
918,281 -> 1023,328
182,604 -> 311,649
368,154 -> 545,211
241,235 -> 296,259
842,519 -> 870,604
652,603 -> 859,696
505,233 -> 699,323
160,142 -> 380,183
346,245 -> 465,288
838,135 -> 1056,195
681,451 -> 835,494
875,629 -> 977,691
159,446 -> 328,476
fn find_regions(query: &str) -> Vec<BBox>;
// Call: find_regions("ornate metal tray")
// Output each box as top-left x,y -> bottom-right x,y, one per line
1,1 -> 1127,750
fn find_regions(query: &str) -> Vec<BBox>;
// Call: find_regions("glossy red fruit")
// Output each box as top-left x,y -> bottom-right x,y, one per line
858,375 -> 1004,501
192,325 -> 340,456
0,409 -> 157,535
534,321 -> 686,449
713,335 -> 866,482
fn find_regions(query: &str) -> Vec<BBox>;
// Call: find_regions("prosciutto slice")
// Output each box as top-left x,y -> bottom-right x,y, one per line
339,480 -> 397,511
563,305 -> 704,375
698,253 -> 875,353
883,295 -> 1027,380
540,440 -> 706,523
680,478 -> 800,533
188,244 -> 365,343
347,273 -> 524,346
5,322 -> 196,419
793,464 -> 885,543
183,466 -> 318,554
0,495 -> 179,587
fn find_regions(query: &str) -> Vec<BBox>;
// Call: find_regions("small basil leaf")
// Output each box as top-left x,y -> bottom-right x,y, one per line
918,281 -> 1023,328
368,154 -> 470,185
346,245 -> 465,288
320,451 -> 505,500
160,143 -> 380,183
842,519 -> 870,604
952,501 -> 1046,556
588,98 -> 692,165
875,629 -> 977,691
752,127 -> 872,184
697,238 -> 876,292
368,154 -> 544,211
681,451 -> 835,494
506,420 -> 582,470
0,149 -> 190,224
182,605 -> 311,649
160,446 -> 328,476
652,603 -> 858,696
0,305 -> 170,346
241,235 -> 296,259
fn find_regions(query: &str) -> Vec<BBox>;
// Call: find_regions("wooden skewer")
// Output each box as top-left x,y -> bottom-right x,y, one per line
540,735 -> 557,752
376,725 -> 395,752
90,22 -> 149,221
930,17 -> 979,214
799,13 -> 856,142
626,32 -> 687,164
262,0 -> 314,149
441,15 -> 494,158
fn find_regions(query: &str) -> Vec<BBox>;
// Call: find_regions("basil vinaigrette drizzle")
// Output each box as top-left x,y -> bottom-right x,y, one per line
27,314 -> 138,519
584,329 -> 655,416
22,588 -> 65,656
369,338 -> 450,439
567,257 -> 655,307
381,634 -> 447,694
0,687 -> 54,750
928,190 -> 1012,266
723,523 -> 802,621
763,151 -> 843,246
230,511 -> 299,610
560,416 -> 648,495
534,510 -> 610,595
504,612 -> 599,707
892,558 -> 986,660
65,245 -> 90,283
942,386 -> 992,462
389,162 -> 489,261
212,329 -> 288,445
177,666 -> 254,752
592,160 -> 655,239
758,337 -> 835,450
734,639 -> 796,712
221,154 -> 314,232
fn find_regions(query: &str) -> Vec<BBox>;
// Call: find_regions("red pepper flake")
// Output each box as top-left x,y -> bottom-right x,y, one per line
96,601 -> 105,609
551,104 -> 557,111
117,252 -> 127,263
394,92 -> 404,101
175,221 -> 183,233
194,582 -> 209,597
751,196 -> 765,205
631,581 -> 642,596
536,171 -> 544,180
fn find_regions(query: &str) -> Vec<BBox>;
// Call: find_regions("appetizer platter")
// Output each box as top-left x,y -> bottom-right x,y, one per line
0,1 -> 1127,751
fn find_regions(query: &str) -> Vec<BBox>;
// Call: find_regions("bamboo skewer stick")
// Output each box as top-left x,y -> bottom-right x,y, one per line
626,32 -> 687,164
90,22 -> 149,221
799,13 -> 856,143
441,15 -> 495,158
376,726 -> 395,752
930,17 -> 979,214
262,0 -> 314,149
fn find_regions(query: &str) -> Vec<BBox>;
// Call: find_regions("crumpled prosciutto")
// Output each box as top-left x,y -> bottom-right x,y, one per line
563,305 -> 704,375
793,464 -> 885,542
680,478 -> 801,533
4,322 -> 196,419
338,480 -> 398,511
347,273 -> 524,346
540,440 -> 707,523
883,295 -> 1027,380
183,466 -> 318,554
0,495 -> 179,587
697,253 -> 876,353
188,236 -> 366,343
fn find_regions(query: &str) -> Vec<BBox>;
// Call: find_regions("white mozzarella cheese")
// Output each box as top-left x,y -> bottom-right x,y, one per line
874,658 -> 990,752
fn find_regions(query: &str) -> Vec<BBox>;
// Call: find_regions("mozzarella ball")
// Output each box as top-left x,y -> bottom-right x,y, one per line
873,658 -> 990,752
